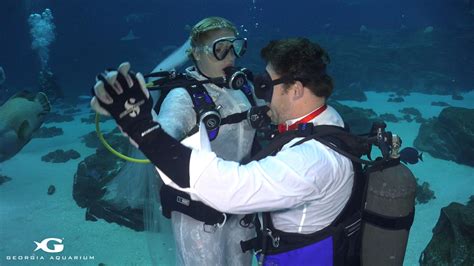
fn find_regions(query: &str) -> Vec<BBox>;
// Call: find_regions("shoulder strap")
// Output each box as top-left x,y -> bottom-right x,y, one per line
241,130 -> 307,164
240,83 -> 257,107
183,83 -> 221,141
291,125 -> 389,167
153,88 -> 171,115
219,83 -> 258,126
152,74 -> 193,115
183,84 -> 216,118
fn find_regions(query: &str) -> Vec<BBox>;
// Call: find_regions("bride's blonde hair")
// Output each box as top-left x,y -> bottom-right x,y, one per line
187,17 -> 238,60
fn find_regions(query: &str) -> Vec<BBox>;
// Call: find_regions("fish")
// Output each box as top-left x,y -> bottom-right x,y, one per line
423,26 -> 434,34
120,30 -> 140,41
399,147 -> 423,164
0,91 -> 51,162
47,185 -> 56,195
0,66 -> 5,85
77,95 -> 92,101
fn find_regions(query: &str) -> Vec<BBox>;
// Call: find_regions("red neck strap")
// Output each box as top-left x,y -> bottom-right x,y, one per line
278,105 -> 327,133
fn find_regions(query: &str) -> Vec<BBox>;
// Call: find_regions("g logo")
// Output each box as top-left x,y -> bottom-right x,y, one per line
34,238 -> 64,253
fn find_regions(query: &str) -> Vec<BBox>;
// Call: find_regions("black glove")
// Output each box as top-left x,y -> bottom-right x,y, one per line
91,62 -> 192,188
247,105 -> 271,129
91,62 -> 158,145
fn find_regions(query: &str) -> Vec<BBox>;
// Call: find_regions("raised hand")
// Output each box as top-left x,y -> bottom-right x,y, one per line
91,62 -> 158,145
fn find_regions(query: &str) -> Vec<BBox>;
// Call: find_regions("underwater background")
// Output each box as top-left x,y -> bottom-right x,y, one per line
0,0 -> 473,265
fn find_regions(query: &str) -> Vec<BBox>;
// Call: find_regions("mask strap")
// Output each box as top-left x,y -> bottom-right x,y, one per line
272,76 -> 293,86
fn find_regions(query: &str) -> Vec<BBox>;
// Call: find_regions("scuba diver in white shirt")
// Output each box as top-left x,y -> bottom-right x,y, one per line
91,37 -> 417,265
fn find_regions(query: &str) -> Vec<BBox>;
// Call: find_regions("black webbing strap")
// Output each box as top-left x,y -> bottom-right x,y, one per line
243,130 -> 309,163
241,213 -> 263,252
219,83 -> 257,126
291,125 -> 393,167
221,111 -> 248,125
363,209 -> 415,231
216,82 -> 258,126
240,83 -> 257,107
160,185 -> 227,226
183,110 -> 254,138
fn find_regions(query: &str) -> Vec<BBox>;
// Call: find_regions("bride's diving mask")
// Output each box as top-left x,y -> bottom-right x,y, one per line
199,37 -> 247,61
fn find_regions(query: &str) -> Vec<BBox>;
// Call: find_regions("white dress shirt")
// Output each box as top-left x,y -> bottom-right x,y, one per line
158,105 -> 354,233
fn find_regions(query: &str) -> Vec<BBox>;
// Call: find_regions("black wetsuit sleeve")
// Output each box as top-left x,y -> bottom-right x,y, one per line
132,121 -> 191,188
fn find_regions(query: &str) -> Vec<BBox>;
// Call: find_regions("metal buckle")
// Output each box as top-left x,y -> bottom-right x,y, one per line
216,213 -> 227,228
203,223 -> 217,233
265,228 -> 280,248
202,213 -> 227,233
239,215 -> 255,228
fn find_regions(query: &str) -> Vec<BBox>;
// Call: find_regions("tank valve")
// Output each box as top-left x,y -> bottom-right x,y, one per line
390,134 -> 401,159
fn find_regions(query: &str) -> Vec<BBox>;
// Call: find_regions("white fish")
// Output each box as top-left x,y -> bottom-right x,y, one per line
77,95 -> 91,101
120,30 -> 140,41
423,26 -> 434,33
0,66 -> 5,85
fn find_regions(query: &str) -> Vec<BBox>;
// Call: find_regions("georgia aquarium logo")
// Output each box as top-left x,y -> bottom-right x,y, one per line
34,238 -> 64,253
5,237 -> 95,262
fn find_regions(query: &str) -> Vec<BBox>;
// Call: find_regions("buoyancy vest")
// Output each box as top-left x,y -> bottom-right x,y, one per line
157,75 -> 259,226
240,123 -> 416,266
154,74 -> 257,141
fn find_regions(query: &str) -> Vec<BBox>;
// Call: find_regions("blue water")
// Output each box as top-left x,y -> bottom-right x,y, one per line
2,0 -> 473,96
0,0 -> 473,265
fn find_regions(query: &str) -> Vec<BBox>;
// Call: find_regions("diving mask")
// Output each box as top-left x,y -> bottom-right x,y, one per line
202,37 -> 247,61
253,71 -> 293,102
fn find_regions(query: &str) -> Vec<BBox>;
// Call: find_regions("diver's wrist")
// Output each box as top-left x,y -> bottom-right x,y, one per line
126,120 -> 161,146
133,121 -> 192,188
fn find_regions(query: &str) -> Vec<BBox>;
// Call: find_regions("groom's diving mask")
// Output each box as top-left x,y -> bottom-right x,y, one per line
253,71 -> 293,102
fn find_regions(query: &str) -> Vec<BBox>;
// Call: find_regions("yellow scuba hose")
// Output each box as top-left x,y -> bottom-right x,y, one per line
95,112 -> 150,164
